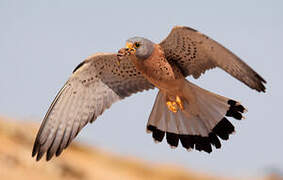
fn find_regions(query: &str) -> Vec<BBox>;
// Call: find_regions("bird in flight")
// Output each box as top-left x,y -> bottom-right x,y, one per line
32,26 -> 266,161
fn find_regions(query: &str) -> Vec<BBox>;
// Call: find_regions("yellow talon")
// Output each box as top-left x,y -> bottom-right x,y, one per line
166,96 -> 184,113
176,96 -> 184,110
166,101 -> 178,113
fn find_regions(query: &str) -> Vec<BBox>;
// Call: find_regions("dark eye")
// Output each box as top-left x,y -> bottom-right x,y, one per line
134,42 -> 140,48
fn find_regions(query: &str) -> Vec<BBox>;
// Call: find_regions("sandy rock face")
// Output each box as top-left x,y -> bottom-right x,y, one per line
0,117 -> 277,180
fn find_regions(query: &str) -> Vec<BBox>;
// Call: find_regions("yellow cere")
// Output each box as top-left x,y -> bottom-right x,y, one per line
126,42 -> 134,49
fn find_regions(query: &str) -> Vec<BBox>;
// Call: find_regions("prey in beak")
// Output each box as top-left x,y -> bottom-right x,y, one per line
117,42 -> 136,66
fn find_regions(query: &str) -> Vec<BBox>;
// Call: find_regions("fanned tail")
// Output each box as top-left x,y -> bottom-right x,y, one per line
147,80 -> 246,153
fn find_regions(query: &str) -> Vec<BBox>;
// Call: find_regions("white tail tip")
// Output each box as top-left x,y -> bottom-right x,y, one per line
154,140 -> 161,144
146,129 -> 152,134
186,148 -> 192,152
170,145 -> 177,149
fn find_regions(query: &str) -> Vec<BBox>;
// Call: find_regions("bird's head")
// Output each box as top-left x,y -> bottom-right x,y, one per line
117,37 -> 154,65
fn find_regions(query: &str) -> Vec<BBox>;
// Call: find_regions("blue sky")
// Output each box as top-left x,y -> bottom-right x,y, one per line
0,0 -> 282,177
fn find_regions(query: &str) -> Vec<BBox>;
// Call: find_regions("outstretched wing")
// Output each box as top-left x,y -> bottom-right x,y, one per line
32,53 -> 154,161
160,26 -> 266,92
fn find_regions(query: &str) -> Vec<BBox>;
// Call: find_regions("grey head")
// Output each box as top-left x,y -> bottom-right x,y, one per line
126,37 -> 154,60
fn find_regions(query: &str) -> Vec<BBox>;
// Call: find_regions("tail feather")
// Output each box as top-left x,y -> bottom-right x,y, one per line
147,80 -> 246,153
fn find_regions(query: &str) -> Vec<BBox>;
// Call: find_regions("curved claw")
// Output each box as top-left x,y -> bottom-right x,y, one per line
166,101 -> 178,113
166,96 -> 184,113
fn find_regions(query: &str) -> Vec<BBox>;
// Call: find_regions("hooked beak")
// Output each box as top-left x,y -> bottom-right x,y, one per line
117,42 -> 136,66
125,42 -> 135,52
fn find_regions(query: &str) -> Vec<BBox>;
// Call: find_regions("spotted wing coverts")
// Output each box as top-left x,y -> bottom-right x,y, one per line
32,53 -> 154,161
159,26 -> 266,92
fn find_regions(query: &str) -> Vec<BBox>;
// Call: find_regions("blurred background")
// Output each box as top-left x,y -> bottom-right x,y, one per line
0,0 -> 282,179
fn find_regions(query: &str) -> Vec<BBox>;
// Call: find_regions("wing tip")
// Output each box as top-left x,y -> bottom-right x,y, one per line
255,80 -> 267,93
46,152 -> 53,161
32,145 -> 65,162
253,71 -> 267,93
257,86 -> 266,93
32,140 -> 38,157
32,145 -> 59,161
32,142 -> 46,161
32,135 -> 44,161
35,150 -> 44,161
32,132 -> 62,162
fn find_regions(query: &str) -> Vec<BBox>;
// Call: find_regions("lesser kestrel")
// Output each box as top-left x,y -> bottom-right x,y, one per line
32,26 -> 266,161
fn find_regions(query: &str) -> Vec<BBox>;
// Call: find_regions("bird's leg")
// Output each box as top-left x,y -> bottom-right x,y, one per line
176,96 -> 184,110
166,95 -> 184,113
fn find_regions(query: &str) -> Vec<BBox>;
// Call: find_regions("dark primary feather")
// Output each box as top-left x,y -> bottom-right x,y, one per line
159,26 -> 266,92
32,53 -> 154,161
